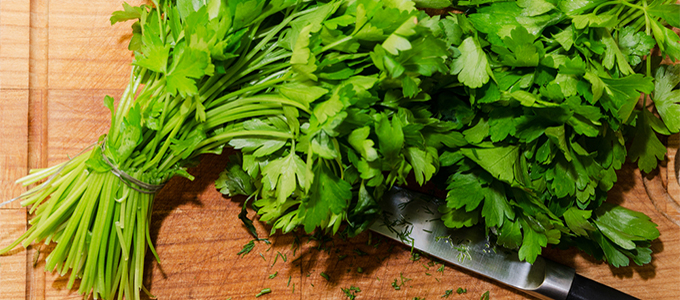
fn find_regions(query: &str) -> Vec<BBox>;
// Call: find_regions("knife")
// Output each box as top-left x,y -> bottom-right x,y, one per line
368,187 -> 639,300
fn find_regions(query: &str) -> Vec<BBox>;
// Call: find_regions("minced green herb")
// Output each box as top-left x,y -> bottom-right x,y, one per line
341,286 -> 361,300
391,272 -> 412,290
255,288 -> 271,297
237,240 -> 256,258
320,272 -> 330,281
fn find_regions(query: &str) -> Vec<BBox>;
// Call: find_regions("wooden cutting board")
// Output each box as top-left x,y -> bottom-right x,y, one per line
1,1 -> 679,299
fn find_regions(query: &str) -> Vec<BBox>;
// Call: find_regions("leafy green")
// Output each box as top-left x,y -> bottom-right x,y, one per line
451,37 -> 492,88
652,64 -> 680,133
301,163 -> 352,233
214,0 -> 675,269
216,155 -> 255,197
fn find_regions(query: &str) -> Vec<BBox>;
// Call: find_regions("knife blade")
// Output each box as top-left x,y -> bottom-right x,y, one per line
368,187 -> 640,300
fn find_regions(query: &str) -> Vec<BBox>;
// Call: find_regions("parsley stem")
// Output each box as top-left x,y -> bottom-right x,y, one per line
140,109 -> 187,172
161,130 -> 294,170
197,129 -> 294,153
642,0 -> 651,35
207,75 -> 291,109
618,8 -> 645,28
231,62 -> 292,87
111,67 -> 145,144
593,1 -> 622,15
620,0 -> 645,10
316,35 -> 354,54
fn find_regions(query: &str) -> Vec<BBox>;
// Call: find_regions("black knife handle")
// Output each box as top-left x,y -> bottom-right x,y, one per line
565,274 -> 640,300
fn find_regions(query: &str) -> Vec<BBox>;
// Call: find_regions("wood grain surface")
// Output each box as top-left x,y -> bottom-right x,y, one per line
0,1 -> 679,299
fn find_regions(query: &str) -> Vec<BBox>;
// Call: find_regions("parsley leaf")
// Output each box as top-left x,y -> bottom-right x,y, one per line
652,64 -> 680,133
451,37 -> 493,88
262,150 -> 309,204
628,109 -> 667,173
301,162 -> 352,233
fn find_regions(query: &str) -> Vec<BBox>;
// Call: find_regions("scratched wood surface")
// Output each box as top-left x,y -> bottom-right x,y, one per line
0,1 -> 679,299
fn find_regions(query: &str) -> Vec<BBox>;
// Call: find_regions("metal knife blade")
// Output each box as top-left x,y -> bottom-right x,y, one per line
368,187 -> 575,300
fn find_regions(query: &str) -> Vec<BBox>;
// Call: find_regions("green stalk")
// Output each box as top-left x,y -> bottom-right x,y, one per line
140,109 -> 190,172
160,130 -> 294,170
206,75 -> 291,109
0,3 -> 332,300
110,68 -> 145,145
618,8 -> 645,28
81,174 -> 116,295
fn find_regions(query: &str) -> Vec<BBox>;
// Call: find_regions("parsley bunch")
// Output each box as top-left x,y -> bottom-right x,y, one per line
218,0 -> 679,268
217,0 -> 454,236
0,1 -> 675,299
1,0 -> 344,299
434,0 -> 677,267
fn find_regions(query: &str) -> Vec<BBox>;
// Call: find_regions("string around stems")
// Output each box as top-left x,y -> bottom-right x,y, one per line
99,139 -> 165,194
0,138 -> 165,209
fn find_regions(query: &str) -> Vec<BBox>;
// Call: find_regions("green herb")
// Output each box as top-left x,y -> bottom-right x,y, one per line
480,291 -> 489,300
391,272 -> 412,290
341,285 -> 361,299
2,3 -> 672,300
391,279 -> 401,290
454,241 -> 472,263
457,288 -> 467,294
357,267 -> 363,273
287,276 -> 291,287
320,272 -> 330,281
269,272 -> 278,279
1,1 -> 348,299
255,288 -> 272,298
435,0 -> 670,267
270,251 -> 288,267
238,240 -> 256,258
277,251 -> 288,262
437,265 -> 445,273
442,289 -> 453,297
410,251 -> 421,261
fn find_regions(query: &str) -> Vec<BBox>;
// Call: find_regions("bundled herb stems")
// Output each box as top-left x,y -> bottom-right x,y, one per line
0,1 -> 331,299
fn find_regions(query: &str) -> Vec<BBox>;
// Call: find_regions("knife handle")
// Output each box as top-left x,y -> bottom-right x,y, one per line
565,274 -> 640,300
